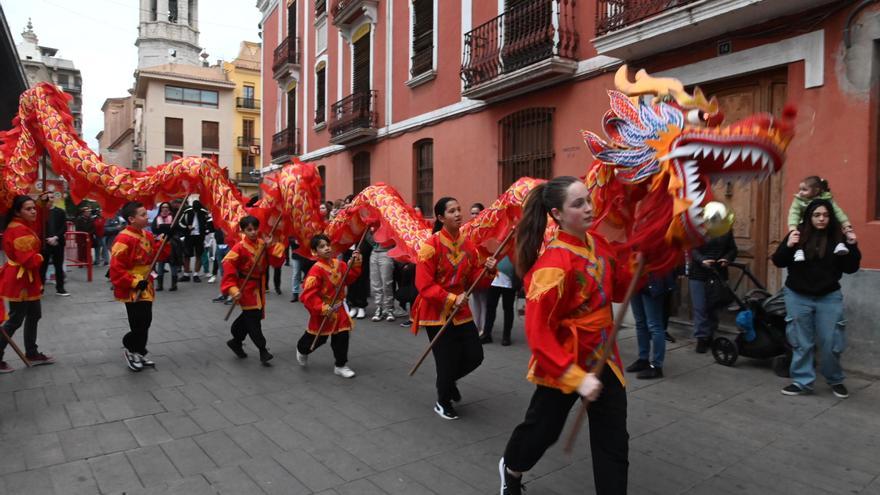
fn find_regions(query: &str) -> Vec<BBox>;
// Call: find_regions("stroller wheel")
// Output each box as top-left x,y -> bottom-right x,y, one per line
773,353 -> 791,378
712,337 -> 738,366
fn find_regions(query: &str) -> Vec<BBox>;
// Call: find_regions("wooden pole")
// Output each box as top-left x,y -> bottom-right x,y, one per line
134,191 -> 190,301
223,213 -> 284,321
408,227 -> 516,376
0,328 -> 31,367
308,228 -> 370,351
562,252 -> 646,454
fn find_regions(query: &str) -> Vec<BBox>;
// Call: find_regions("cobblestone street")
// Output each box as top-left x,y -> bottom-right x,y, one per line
1,266 -> 878,494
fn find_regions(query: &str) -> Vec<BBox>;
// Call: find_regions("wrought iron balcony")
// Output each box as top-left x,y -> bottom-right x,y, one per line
331,0 -> 378,28
270,127 -> 301,160
236,98 -> 260,110
596,0 -> 698,36
235,167 -> 261,184
460,0 -> 578,99
329,90 -> 378,145
272,36 -> 301,76
236,136 -> 260,149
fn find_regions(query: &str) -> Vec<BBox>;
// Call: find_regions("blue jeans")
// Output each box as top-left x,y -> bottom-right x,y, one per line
631,289 -> 666,368
157,261 -> 179,280
215,245 -> 229,276
290,256 -> 302,295
689,279 -> 718,340
783,287 -> 846,390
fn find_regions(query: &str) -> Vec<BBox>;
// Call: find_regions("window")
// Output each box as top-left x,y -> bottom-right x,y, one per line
242,119 -> 255,140
288,1 -> 296,38
315,65 -> 326,125
414,139 -> 433,216
352,152 -> 370,195
318,165 -> 326,201
287,88 -> 296,131
57,74 -> 69,87
201,121 -> 219,150
168,0 -> 178,22
165,85 -> 219,108
243,85 -> 255,101
165,150 -> 180,162
498,108 -> 554,191
353,29 -> 371,94
150,0 -> 157,21
315,0 -> 326,17
165,117 -> 183,147
411,0 -> 433,77
242,152 -> 256,173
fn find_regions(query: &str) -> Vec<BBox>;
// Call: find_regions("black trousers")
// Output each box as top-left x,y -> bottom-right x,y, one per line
231,309 -> 268,350
424,322 -> 484,403
40,244 -> 66,292
264,266 -> 282,291
503,367 -> 628,494
297,330 -> 349,367
0,300 -> 42,359
123,301 -> 152,355
485,286 -> 516,339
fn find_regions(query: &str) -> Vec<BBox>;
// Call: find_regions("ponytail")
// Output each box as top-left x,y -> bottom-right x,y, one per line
432,196 -> 455,234
804,175 -> 830,194
515,183 -> 549,278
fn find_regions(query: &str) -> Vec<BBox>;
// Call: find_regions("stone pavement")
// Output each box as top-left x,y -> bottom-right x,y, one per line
1,265 -> 878,495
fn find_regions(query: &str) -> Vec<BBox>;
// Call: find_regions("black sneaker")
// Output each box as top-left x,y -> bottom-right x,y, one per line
227,339 -> 247,358
451,384 -> 461,403
626,358 -> 650,373
259,348 -> 274,364
179,275 -> 191,282
637,365 -> 663,379
433,401 -> 458,420
212,295 -> 227,303
480,334 -> 493,344
781,384 -> 810,396
499,458 -> 523,495
56,290 -> 70,297
275,287 -> 282,295
27,352 -> 56,366
831,383 -> 849,399
290,294 -> 299,302
695,339 -> 710,354
193,276 -> 201,283
501,337 -> 512,346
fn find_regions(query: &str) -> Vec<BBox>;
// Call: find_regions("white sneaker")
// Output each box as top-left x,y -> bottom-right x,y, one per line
124,350 -> 143,372
348,308 -> 357,318
385,313 -> 396,322
356,308 -> 366,319
793,249 -> 805,262
371,308 -> 383,322
833,242 -> 850,255
334,365 -> 356,378
296,350 -> 308,366
137,353 -> 155,367
207,275 -> 216,283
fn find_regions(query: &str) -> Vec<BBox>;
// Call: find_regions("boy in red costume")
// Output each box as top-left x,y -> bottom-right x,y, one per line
110,201 -> 170,372
297,234 -> 362,378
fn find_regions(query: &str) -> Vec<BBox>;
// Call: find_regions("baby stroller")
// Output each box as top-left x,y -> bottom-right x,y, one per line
709,263 -> 792,377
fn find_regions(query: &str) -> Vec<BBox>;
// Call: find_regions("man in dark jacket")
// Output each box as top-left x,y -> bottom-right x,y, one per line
178,199 -> 211,283
688,230 -> 738,353
40,199 -> 69,296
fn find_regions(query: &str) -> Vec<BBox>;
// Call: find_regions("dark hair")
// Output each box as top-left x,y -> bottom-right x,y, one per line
432,197 -> 456,233
799,198 -> 843,260
239,215 -> 260,230
803,176 -> 830,194
344,194 -> 356,203
3,195 -> 36,229
310,233 -> 331,251
515,176 -> 580,277
121,201 -> 144,223
471,203 -> 485,212
246,195 -> 260,207
158,202 -> 171,211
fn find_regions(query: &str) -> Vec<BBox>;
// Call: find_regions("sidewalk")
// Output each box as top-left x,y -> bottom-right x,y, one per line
0,266 -> 877,494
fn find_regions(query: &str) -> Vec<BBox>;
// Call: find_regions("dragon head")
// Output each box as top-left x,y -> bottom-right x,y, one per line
583,65 -> 795,265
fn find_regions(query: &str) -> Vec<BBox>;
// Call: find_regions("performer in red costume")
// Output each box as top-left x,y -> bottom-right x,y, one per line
0,195 -> 56,372
110,201 -> 170,372
499,176 -> 631,495
221,215 -> 286,364
412,197 -> 497,420
297,234 -> 362,378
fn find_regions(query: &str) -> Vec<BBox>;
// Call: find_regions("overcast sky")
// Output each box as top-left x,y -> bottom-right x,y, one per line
3,0 -> 262,152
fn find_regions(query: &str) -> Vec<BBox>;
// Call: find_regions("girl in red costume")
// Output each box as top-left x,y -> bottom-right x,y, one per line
499,176 -> 630,495
0,195 -> 56,373
412,197 -> 497,420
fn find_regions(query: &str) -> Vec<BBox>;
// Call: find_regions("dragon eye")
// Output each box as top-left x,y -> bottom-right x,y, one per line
686,109 -> 704,125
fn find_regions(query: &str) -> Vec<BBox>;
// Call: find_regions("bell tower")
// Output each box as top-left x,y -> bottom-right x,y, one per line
136,0 -> 202,68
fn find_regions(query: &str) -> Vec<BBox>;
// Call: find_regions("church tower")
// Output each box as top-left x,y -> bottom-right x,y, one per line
136,0 -> 202,68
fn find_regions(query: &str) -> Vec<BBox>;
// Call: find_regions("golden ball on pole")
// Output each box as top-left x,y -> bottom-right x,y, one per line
703,201 -> 735,237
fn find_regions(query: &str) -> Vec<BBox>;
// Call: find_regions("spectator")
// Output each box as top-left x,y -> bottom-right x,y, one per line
370,232 -> 397,322
151,202 -> 180,291
178,199 -> 211,282
481,256 -> 518,346
289,238 -> 315,303
211,228 -> 231,302
626,272 -> 675,379
688,230 -> 737,353
74,206 -> 96,264
787,176 -> 855,262
773,199 -> 860,398
393,260 -> 417,327
93,212 -> 106,265
468,203 -> 488,337
345,236 -> 372,320
39,195 -> 69,296
103,211 -> 124,265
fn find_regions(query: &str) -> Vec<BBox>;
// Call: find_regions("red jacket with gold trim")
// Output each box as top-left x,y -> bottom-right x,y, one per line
523,230 -> 632,392
221,237 -> 286,311
301,258 -> 362,335
110,226 -> 170,303
411,228 -> 495,333
0,219 -> 44,302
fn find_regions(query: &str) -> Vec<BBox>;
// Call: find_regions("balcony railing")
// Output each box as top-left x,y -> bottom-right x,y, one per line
460,0 -> 577,91
329,90 -> 378,141
271,127 -> 301,159
236,97 -> 260,110
235,168 -> 261,184
237,136 -> 260,149
595,0 -> 700,36
272,36 -> 301,73
330,0 -> 377,26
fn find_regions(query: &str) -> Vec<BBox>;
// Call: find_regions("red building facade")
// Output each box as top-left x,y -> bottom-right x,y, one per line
257,0 -> 880,374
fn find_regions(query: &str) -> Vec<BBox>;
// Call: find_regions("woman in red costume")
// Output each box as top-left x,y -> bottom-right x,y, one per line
0,195 -> 56,373
412,197 -> 497,420
499,176 -> 629,495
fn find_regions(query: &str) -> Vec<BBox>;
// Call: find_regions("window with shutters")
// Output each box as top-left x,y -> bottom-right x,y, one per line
498,108 -> 554,192
165,118 -> 183,147
352,152 -> 370,195
315,0 -> 326,17
414,139 -> 433,216
288,1 -> 296,38
318,165 -> 327,201
352,30 -> 370,94
243,119 -> 255,140
287,88 -> 296,131
315,65 -> 326,125
410,0 -> 433,78
201,121 -> 219,150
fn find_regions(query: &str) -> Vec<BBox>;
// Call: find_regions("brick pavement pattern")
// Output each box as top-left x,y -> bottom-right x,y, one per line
1,266 -> 878,494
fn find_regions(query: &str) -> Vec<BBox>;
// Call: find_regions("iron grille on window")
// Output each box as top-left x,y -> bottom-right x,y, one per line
498,108 -> 554,191
414,139 -> 433,215
411,0 -> 433,77
352,152 -> 370,195
315,67 -> 327,125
